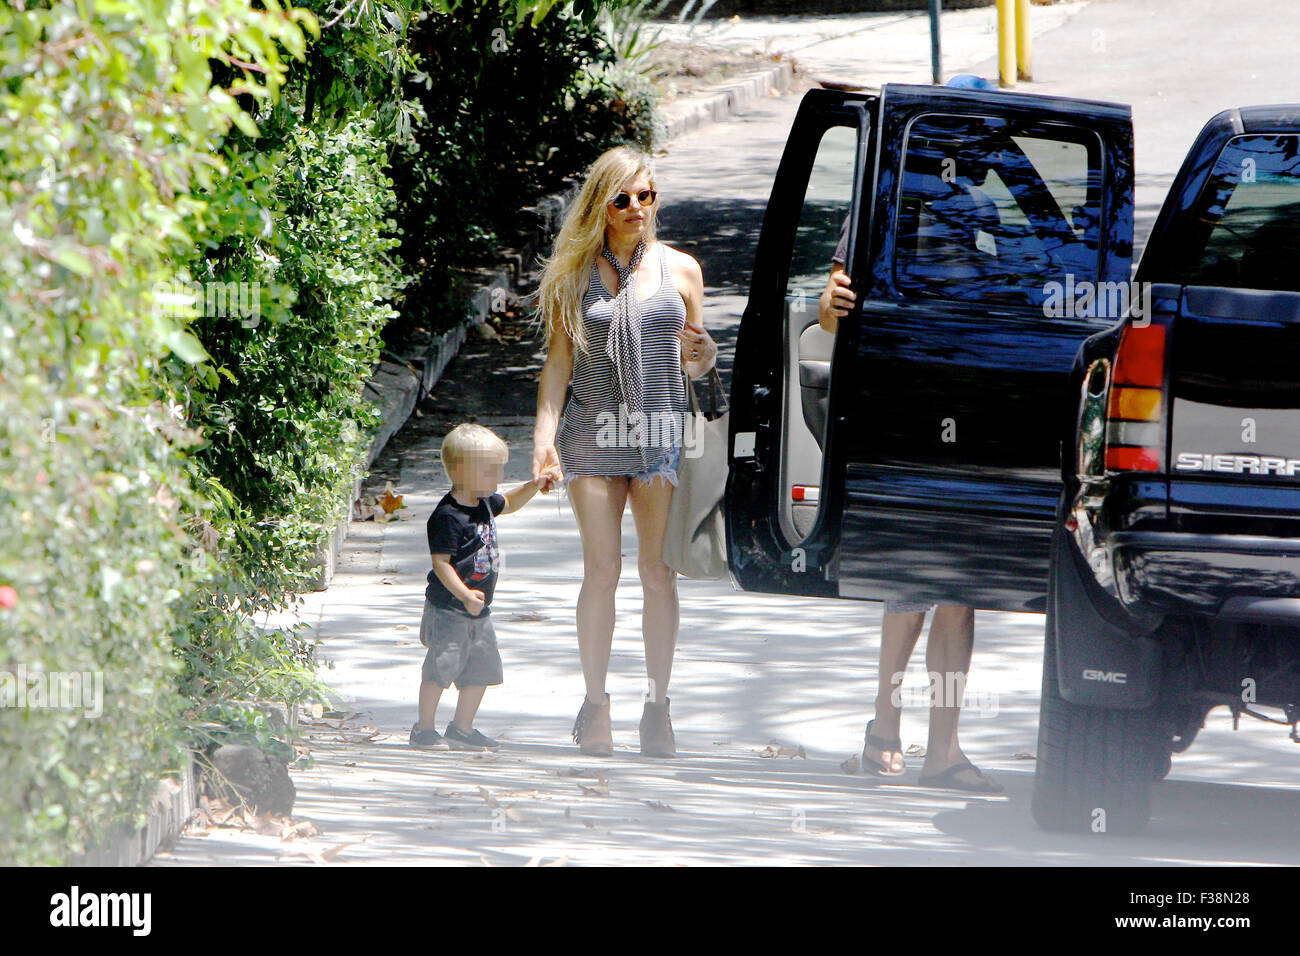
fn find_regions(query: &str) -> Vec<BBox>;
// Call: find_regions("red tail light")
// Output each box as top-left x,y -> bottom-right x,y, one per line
1104,322 -> 1166,472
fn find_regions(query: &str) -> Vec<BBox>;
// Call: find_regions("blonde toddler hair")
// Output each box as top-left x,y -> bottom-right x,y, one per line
440,423 -> 509,482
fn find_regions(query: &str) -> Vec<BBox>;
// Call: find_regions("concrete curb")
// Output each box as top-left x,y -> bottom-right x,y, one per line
656,59 -> 796,142
73,763 -> 197,866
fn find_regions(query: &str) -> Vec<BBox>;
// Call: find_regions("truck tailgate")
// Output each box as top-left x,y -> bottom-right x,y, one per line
1170,287 -> 1300,496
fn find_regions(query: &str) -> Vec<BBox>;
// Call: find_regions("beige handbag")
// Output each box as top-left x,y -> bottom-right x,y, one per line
663,366 -> 729,579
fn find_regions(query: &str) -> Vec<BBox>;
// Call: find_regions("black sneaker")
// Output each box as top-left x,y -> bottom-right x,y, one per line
409,723 -> 447,750
444,722 -> 500,751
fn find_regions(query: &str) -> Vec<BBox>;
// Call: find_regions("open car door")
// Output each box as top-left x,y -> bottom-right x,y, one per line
727,84 -> 1135,610
726,87 -> 875,598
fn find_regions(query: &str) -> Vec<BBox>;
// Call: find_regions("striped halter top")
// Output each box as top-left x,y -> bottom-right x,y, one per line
556,241 -> 688,477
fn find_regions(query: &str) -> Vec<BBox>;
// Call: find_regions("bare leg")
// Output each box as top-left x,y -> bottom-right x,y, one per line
627,473 -> 679,701
417,680 -> 445,729
922,603 -> 975,776
452,685 -> 487,733
866,610 -> 926,772
567,476 -> 629,702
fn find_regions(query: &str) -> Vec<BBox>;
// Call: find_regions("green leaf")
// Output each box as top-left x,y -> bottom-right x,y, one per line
48,243 -> 95,277
165,329 -> 212,365
232,111 -> 260,138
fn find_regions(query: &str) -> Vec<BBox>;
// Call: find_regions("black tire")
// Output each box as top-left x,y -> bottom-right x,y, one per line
1032,534 -> 1162,835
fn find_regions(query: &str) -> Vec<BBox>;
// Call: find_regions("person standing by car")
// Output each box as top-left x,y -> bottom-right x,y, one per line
819,210 -> 1003,793
531,145 -> 716,757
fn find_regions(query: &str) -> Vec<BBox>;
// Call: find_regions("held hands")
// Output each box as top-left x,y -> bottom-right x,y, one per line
532,443 -> 563,493
461,589 -> 486,616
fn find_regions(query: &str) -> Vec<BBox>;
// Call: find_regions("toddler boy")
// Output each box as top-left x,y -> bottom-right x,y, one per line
410,423 -> 553,750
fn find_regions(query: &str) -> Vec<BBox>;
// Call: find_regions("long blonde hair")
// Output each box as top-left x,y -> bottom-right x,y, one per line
535,145 -> 659,356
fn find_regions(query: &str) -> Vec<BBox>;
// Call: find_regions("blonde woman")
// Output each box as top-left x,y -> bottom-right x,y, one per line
533,145 -> 716,757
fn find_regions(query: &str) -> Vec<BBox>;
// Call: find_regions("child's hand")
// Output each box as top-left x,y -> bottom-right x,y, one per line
538,467 -> 563,494
461,590 -> 486,616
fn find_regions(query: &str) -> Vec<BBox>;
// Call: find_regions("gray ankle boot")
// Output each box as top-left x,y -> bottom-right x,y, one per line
639,696 -> 676,757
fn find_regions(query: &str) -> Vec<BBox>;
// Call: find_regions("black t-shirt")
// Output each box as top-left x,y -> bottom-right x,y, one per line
425,491 -> 506,616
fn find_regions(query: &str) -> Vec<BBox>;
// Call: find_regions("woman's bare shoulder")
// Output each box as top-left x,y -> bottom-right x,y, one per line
657,242 -> 703,280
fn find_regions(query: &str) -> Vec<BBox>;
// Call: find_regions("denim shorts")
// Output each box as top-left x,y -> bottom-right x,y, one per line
562,444 -> 681,490
631,444 -> 681,489
884,600 -> 935,615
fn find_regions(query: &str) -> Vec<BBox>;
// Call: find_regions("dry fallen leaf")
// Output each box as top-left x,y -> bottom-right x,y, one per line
320,843 -> 354,862
506,610 -> 547,622
759,744 -> 806,759
577,778 -> 610,797
250,810 -> 282,836
281,819 -> 322,842
279,841 -> 356,865
1012,750 -> 1036,760
478,787 -> 500,808
840,755 -> 861,774
641,800 -> 675,812
504,807 -> 530,823
379,482 -> 406,514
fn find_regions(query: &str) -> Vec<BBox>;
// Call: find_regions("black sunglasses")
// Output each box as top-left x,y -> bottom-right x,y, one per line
609,189 -> 657,210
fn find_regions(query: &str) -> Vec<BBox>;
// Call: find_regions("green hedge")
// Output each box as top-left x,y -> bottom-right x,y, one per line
0,0 -> 652,864
0,0 -> 315,865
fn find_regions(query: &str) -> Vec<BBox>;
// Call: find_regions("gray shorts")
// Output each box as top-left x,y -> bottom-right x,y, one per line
419,601 -> 503,689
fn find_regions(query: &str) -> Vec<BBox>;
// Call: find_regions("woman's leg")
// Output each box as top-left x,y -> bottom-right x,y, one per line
567,475 -> 629,701
867,610 -> 926,772
922,603 -> 975,774
626,473 -> 678,701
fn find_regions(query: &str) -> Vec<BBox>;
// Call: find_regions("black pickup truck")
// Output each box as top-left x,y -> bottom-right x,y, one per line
723,84 -> 1300,833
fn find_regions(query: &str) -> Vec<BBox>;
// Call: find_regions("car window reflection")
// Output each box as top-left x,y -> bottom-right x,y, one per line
894,114 -> 1104,308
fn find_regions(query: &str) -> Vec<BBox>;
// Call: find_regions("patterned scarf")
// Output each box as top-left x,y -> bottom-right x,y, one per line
601,238 -> 652,468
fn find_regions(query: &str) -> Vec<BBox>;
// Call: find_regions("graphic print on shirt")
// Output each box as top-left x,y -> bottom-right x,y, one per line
468,516 -> 499,582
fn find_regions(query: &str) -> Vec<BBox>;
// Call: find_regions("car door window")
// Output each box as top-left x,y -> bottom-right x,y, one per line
893,113 -> 1104,307
787,124 -> 858,307
1165,134 -> 1300,291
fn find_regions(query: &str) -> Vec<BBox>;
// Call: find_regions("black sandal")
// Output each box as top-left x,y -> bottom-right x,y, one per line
917,758 -> 1004,793
862,719 -> 904,776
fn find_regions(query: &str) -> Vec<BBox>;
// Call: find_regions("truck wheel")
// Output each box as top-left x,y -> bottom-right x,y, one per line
1032,537 -> 1161,835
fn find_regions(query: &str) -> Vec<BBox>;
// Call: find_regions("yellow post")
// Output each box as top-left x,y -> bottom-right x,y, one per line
1016,0 -> 1033,81
996,0 -> 1016,88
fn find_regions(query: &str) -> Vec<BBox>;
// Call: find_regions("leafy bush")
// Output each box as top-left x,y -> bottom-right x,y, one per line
385,0 -> 661,344
0,0 -> 313,865
0,0 -> 660,864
